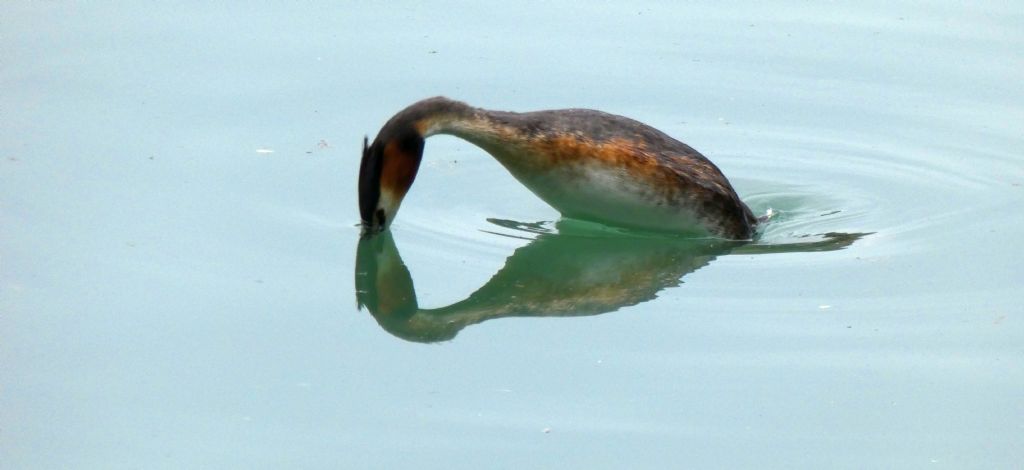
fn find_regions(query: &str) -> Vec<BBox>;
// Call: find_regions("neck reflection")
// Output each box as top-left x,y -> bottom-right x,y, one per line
355,220 -> 865,343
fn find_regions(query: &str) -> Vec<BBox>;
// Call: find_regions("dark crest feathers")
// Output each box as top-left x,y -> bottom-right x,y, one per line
358,135 -> 382,225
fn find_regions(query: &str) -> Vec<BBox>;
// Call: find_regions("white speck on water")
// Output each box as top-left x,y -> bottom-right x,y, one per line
819,305 -> 831,310
542,427 -> 551,434
255,148 -> 274,154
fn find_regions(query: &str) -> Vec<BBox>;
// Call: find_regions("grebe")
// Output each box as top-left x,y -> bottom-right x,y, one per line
359,97 -> 757,239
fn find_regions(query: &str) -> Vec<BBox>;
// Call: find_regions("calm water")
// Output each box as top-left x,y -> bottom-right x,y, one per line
3,2 -> 1022,469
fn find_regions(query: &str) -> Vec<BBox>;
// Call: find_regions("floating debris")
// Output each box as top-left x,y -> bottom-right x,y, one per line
306,140 -> 331,154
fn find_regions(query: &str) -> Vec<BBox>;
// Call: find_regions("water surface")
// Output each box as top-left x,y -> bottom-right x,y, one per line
2,2 -> 1022,469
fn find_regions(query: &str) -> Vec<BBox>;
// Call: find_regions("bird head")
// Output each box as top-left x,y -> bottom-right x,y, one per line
358,128 -> 425,234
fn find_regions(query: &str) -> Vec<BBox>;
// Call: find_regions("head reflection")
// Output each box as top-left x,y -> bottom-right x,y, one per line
355,220 -> 864,343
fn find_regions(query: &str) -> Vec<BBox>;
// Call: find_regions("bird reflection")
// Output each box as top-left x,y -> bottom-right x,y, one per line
355,220 -> 865,343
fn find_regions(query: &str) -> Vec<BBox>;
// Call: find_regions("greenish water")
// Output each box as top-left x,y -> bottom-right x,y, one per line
357,224 -> 866,343
2,2 -> 1022,469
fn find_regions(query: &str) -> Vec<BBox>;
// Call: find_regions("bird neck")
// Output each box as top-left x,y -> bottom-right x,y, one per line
400,98 -> 517,147
389,97 -> 534,176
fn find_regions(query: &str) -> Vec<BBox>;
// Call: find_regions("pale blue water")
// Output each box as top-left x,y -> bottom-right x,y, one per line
2,2 -> 1022,469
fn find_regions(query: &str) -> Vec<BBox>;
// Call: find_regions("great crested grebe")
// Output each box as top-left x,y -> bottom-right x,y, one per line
359,97 -> 758,239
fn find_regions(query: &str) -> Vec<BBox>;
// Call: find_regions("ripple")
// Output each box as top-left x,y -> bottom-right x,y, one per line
723,128 -> 1015,248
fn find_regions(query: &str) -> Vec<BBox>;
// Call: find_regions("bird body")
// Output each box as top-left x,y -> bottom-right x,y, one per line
360,97 -> 757,239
